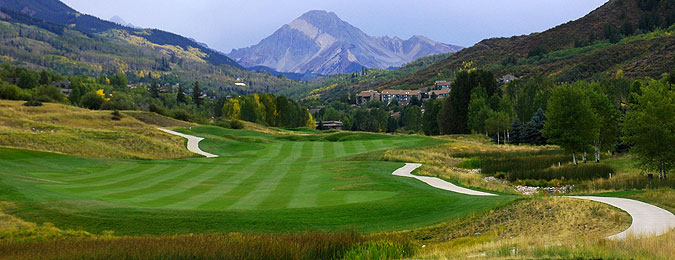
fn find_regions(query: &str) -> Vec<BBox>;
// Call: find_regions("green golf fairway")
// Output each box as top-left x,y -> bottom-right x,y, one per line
0,126 -> 514,235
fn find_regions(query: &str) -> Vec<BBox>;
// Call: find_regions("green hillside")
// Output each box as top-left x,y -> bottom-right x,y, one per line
381,0 -> 675,88
0,1 -> 302,95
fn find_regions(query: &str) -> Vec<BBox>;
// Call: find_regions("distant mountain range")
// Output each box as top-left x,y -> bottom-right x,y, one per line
109,15 -> 138,29
229,10 -> 463,75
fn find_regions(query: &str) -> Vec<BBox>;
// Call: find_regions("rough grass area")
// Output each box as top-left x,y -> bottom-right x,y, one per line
0,202 -> 92,242
0,100 -> 192,159
408,197 -> 630,243
577,155 -> 675,192
0,209 -> 414,260
458,149 -> 615,184
384,135 -> 558,193
123,111 -> 195,128
0,231 -> 415,260
386,135 -> 619,191
411,197 -> 631,259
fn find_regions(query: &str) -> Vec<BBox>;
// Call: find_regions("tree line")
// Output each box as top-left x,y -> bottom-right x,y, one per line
309,67 -> 675,179
0,63 -> 314,129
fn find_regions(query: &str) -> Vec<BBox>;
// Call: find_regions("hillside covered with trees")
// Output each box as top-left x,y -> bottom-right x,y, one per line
380,0 -> 675,89
0,0 -> 303,96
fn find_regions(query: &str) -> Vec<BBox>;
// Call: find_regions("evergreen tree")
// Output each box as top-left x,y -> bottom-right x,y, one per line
68,85 -> 82,105
386,116 -> 399,133
522,108 -> 548,145
150,81 -> 160,98
440,69 -> 497,134
400,106 -> 423,132
192,81 -> 202,107
422,99 -> 442,135
177,86 -> 187,104
621,21 -> 635,36
39,70 -> 50,85
438,97 -> 454,134
510,116 -> 523,145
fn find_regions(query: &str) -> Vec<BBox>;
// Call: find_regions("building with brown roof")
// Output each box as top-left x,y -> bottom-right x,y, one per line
435,81 -> 452,89
429,88 -> 451,99
356,90 -> 381,105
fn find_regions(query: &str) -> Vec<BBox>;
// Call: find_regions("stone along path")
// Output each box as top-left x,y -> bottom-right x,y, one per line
158,128 -> 218,158
393,163 -> 675,239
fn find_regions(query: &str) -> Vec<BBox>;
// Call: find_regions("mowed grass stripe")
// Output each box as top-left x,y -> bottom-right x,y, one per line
62,164 -> 178,194
323,141 -> 335,159
252,142 -> 314,209
54,162 -> 137,181
135,159 -> 246,208
176,144 -> 282,210
334,142 -> 347,158
354,140 -> 369,154
101,164 -> 216,200
313,141 -> 325,162
343,141 -> 357,155
90,164 -> 199,197
216,142 -> 297,210
62,164 -> 149,184
362,140 -> 376,151
286,163 -> 322,208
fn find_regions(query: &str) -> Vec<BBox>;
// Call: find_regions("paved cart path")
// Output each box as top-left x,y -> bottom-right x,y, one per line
158,128 -> 218,158
393,163 -> 675,239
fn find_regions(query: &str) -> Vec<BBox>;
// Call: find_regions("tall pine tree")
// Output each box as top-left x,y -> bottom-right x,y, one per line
192,81 -> 202,107
522,108 -> 548,145
150,81 -> 160,98
510,116 -> 523,145
177,85 -> 187,104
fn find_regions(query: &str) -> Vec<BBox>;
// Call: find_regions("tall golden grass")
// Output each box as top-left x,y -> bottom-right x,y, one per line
384,135 -> 558,193
409,197 -> 633,259
0,100 -> 193,159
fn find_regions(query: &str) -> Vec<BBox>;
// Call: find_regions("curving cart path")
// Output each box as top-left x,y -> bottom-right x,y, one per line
158,128 -> 218,158
393,163 -> 675,239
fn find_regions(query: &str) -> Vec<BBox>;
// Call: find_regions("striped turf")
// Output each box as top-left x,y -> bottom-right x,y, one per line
11,127 -> 434,211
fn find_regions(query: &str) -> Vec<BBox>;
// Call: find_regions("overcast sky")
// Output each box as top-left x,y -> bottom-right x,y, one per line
61,0 -> 608,53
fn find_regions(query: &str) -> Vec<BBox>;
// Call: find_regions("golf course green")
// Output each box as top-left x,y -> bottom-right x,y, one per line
0,126 -> 514,235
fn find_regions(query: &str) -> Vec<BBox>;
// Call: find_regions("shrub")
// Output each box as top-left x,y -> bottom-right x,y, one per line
0,84 -> 24,100
149,102 -> 169,116
111,110 -> 123,121
508,164 -> 614,182
81,92 -> 104,110
101,93 -> 137,110
22,101 -> 42,107
32,85 -> 65,103
457,150 -> 613,183
229,119 -> 244,129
